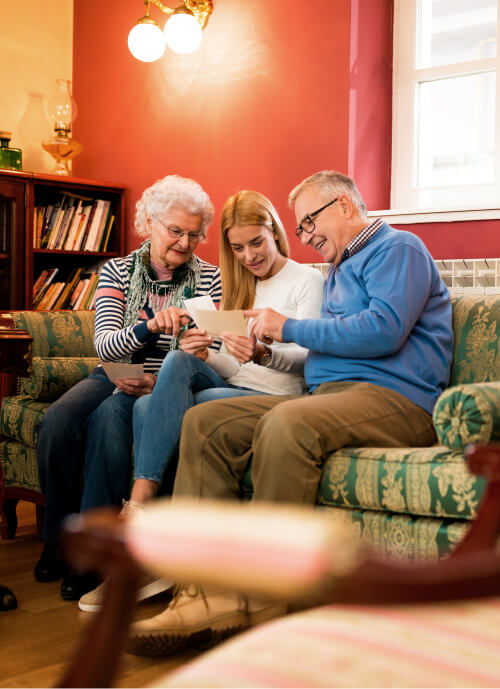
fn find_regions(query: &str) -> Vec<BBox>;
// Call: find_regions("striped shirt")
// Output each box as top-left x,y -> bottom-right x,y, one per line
94,251 -> 221,374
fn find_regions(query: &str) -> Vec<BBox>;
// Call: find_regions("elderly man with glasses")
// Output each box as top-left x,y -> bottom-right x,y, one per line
126,170 -> 454,657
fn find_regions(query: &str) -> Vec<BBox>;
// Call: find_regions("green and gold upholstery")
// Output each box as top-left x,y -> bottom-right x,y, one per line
0,311 -> 98,514
1,295 -> 500,556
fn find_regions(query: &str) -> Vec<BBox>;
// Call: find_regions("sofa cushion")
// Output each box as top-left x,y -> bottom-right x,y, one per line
433,382 -> 500,450
450,295 -> 500,386
0,396 -> 49,447
18,357 -> 100,402
242,446 -> 486,522
11,310 -> 97,358
161,598 -> 500,688
0,440 -> 40,492
324,506 -> 467,560
317,446 -> 485,521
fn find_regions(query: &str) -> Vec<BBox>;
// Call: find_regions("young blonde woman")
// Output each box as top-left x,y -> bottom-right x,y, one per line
79,190 -> 324,611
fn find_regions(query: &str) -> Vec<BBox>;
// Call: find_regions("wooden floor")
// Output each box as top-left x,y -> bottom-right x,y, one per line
0,502 -> 201,688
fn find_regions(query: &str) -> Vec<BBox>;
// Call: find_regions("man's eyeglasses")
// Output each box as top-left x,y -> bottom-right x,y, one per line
153,216 -> 204,243
295,197 -> 338,238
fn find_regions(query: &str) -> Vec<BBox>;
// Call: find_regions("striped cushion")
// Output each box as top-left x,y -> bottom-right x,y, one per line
433,382 -> 500,450
159,599 -> 500,688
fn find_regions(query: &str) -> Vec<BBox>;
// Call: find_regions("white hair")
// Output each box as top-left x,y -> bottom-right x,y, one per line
289,170 -> 367,217
135,175 -> 214,238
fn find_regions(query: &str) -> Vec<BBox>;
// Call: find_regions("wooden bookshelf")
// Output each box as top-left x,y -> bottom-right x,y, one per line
0,170 -> 126,309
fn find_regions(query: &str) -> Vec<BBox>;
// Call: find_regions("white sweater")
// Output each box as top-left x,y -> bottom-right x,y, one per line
206,259 -> 325,394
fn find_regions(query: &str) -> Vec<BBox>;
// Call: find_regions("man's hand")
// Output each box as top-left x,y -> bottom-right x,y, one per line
114,372 -> 156,396
147,306 -> 191,336
180,328 -> 212,361
221,333 -> 257,363
244,308 -> 287,344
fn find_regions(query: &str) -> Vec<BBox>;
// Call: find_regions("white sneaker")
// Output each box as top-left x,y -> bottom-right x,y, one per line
78,575 -> 173,613
127,584 -> 286,657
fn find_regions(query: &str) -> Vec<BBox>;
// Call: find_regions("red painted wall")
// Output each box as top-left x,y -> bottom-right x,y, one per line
394,220 -> 500,260
72,0 -> 353,265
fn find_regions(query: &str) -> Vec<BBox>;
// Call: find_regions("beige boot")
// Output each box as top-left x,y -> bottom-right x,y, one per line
127,584 -> 250,657
127,584 -> 287,657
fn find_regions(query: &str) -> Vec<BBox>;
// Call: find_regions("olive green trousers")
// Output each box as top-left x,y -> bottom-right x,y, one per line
174,381 -> 437,505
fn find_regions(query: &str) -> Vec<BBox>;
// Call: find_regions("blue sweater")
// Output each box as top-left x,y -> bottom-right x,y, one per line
282,224 -> 453,414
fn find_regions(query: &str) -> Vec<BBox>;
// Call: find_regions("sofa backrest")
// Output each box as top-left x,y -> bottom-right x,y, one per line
450,295 -> 500,387
11,310 -> 97,357
10,310 -> 99,402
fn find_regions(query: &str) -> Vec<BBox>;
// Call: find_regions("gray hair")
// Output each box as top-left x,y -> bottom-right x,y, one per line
288,170 -> 367,217
135,175 -> 214,238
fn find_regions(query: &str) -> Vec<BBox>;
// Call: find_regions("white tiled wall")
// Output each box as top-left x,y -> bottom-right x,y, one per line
434,259 -> 500,294
307,259 -> 500,294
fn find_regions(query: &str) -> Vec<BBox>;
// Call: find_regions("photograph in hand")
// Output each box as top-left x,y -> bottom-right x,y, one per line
100,362 -> 145,383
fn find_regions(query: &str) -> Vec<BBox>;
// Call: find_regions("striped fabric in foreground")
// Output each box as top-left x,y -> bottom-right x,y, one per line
155,598 -> 500,688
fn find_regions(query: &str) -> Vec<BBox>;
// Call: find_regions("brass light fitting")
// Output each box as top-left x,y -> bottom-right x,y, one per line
128,0 -> 213,61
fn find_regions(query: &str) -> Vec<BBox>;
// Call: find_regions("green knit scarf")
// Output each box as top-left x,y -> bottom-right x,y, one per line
123,239 -> 200,350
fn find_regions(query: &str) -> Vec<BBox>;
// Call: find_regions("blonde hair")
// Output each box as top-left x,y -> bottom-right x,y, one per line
288,170 -> 367,217
220,190 -> 289,310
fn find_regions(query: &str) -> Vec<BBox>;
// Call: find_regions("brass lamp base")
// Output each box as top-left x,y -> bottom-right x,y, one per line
42,134 -> 83,176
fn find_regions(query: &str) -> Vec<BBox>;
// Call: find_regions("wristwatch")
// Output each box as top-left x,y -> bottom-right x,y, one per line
258,345 -> 273,367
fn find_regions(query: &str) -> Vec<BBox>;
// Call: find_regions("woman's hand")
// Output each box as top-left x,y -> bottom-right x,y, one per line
221,332 -> 257,363
180,328 -> 212,361
147,307 -> 191,336
114,372 -> 156,397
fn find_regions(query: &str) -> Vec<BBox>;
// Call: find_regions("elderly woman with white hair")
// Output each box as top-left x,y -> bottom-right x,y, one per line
34,175 -> 221,602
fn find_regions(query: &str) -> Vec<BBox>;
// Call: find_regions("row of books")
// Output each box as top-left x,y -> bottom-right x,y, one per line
33,267 -> 100,311
33,192 -> 115,253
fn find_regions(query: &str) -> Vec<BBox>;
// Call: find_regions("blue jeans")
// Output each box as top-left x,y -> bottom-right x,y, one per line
133,350 -> 266,486
80,390 -> 138,512
36,367 -> 115,544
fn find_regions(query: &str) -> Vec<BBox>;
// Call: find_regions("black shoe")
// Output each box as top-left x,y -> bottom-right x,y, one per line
34,543 -> 69,582
0,585 -> 17,611
61,571 -> 100,601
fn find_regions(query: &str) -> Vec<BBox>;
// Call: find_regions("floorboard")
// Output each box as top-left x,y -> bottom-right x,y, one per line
0,502 -> 200,688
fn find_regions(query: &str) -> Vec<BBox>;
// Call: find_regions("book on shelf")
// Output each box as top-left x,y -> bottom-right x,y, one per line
62,199 -> 84,250
40,201 -> 62,249
98,214 -> 115,252
51,267 -> 84,310
70,203 -> 93,251
34,191 -> 115,252
32,268 -> 59,306
83,200 -> 111,252
76,201 -> 98,252
36,281 -> 65,310
77,272 -> 99,310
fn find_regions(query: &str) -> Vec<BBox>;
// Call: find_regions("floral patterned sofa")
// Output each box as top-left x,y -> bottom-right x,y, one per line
1,297 -> 500,560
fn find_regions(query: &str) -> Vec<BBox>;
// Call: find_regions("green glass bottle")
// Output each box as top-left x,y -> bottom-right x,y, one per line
0,132 -> 22,171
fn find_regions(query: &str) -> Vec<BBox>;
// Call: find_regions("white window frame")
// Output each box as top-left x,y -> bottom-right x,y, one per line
391,0 -> 500,212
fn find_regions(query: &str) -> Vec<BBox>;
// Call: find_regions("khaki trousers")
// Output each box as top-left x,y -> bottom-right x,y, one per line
174,381 -> 437,505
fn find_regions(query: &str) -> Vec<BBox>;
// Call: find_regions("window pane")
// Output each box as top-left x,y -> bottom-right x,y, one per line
417,0 -> 497,68
417,72 -> 496,187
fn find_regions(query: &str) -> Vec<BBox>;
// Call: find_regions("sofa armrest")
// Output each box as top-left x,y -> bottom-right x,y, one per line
433,382 -> 500,450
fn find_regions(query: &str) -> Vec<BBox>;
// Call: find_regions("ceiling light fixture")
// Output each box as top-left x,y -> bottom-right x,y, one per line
128,0 -> 213,62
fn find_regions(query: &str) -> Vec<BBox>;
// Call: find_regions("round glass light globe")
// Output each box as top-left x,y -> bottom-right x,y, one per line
128,22 -> 166,62
164,13 -> 203,54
